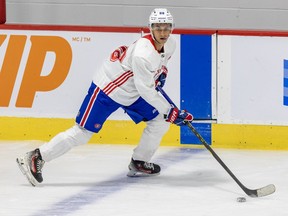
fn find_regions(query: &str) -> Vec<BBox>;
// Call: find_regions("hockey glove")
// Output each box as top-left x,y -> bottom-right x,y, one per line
155,73 -> 167,88
165,107 -> 193,126
155,66 -> 168,87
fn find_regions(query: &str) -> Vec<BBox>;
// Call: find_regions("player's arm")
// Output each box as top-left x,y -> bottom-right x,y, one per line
132,56 -> 171,115
155,37 -> 176,88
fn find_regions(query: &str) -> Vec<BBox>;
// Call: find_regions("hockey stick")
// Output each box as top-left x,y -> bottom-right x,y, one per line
156,86 -> 276,197
189,119 -> 217,123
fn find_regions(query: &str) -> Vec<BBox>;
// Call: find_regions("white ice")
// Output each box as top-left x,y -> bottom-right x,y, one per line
0,141 -> 287,216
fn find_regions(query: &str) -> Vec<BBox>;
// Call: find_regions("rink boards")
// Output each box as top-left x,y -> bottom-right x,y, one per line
0,26 -> 288,149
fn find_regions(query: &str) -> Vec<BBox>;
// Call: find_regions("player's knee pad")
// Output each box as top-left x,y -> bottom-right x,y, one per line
65,124 -> 93,147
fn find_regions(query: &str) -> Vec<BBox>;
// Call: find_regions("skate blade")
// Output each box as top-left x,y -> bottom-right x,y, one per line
16,157 -> 37,187
127,170 -> 160,177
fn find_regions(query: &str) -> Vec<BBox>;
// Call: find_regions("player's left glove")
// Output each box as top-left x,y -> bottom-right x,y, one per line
155,66 -> 168,87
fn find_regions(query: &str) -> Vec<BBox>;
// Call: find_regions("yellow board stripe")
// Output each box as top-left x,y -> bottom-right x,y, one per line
0,117 -> 180,146
212,124 -> 288,150
1,117 -> 288,150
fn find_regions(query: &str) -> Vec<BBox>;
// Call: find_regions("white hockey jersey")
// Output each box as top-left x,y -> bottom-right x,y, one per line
93,34 -> 176,115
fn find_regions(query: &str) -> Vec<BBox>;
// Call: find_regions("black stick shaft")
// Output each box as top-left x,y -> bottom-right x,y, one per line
185,121 -> 251,194
156,86 -> 258,196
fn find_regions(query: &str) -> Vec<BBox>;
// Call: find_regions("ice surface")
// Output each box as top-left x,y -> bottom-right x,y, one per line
0,141 -> 287,216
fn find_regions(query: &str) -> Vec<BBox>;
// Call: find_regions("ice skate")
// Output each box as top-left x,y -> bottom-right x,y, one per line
127,158 -> 161,177
16,149 -> 45,186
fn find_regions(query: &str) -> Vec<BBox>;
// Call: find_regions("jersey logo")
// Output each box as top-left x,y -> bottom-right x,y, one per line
110,46 -> 127,62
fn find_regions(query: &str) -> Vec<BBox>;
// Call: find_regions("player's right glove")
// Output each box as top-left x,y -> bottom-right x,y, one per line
155,73 -> 167,88
155,66 -> 168,88
165,107 -> 193,126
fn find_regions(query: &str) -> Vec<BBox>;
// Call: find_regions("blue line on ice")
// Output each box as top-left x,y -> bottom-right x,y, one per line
31,148 -> 204,216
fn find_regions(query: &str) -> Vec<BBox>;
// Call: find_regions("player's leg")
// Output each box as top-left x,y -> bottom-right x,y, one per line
128,114 -> 170,176
17,82 -> 120,186
16,124 -> 93,186
132,114 -> 170,162
39,124 -> 93,162
123,98 -> 170,176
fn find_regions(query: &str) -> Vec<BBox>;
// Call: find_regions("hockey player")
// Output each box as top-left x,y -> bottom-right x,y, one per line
16,8 -> 193,186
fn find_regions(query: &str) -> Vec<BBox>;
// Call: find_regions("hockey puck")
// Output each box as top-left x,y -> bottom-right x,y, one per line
237,197 -> 246,202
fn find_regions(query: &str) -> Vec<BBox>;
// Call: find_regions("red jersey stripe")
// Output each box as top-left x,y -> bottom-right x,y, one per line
104,72 -> 133,94
79,87 -> 100,127
105,73 -> 134,95
103,71 -> 132,92
103,71 -> 134,95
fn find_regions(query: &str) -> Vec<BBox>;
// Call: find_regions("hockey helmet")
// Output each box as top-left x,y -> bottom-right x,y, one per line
149,8 -> 174,30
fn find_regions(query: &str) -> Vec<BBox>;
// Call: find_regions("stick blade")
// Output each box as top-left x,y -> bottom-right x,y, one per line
247,184 -> 276,197
256,184 -> 276,197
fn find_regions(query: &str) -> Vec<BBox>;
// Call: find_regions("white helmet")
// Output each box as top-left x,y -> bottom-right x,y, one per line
149,8 -> 174,29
